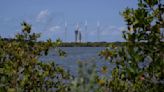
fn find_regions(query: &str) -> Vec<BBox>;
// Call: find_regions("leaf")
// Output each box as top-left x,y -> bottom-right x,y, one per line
7,88 -> 16,92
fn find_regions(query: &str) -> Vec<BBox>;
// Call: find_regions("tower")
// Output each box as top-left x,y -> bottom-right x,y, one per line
74,23 -> 82,43
97,21 -> 100,42
84,20 -> 88,42
75,24 -> 79,42
64,21 -> 67,42
79,31 -> 82,43
75,30 -> 78,42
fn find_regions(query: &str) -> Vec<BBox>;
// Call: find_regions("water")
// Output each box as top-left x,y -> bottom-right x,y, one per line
40,47 -> 114,76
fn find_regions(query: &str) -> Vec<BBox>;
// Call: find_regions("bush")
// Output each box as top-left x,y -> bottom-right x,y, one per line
100,0 -> 164,91
69,61 -> 110,92
0,22 -> 70,92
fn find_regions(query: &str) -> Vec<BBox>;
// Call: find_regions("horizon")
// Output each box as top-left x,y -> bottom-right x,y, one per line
0,0 -> 138,42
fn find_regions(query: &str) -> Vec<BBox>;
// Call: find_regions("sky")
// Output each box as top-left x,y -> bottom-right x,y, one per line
0,0 -> 138,42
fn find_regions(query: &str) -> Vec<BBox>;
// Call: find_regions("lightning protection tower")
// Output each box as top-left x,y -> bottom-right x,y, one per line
75,24 -> 79,42
64,21 -> 67,42
97,21 -> 100,42
84,20 -> 88,42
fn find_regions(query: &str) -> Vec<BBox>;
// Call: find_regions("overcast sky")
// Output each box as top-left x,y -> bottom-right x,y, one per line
0,0 -> 138,42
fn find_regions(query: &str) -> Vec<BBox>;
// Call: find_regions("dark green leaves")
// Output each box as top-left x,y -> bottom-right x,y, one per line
101,0 -> 164,91
21,21 -> 31,34
0,22 -> 71,91
144,0 -> 158,7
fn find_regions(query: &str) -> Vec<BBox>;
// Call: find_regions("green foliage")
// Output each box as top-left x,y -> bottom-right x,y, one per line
0,22 -> 111,92
0,22 -> 70,92
0,0 -> 163,92
69,61 -> 110,92
100,0 -> 164,91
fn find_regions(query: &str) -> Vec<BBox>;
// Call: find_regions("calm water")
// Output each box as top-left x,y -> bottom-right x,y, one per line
40,47 -> 114,76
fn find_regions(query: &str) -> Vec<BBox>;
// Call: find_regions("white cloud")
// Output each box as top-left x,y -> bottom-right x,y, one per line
0,17 -> 13,23
118,26 -> 127,31
86,25 -> 125,37
39,25 -> 63,40
36,10 -> 49,22
87,25 -> 121,36
88,30 -> 96,36
41,25 -> 61,37
49,26 -> 60,32
101,25 -> 125,36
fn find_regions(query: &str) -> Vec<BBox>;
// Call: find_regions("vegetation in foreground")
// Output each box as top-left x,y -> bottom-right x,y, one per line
0,22 -> 71,91
0,0 -> 164,92
100,0 -> 164,91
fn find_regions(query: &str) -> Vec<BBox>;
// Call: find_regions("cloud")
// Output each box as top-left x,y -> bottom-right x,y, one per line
101,25 -> 125,36
89,30 -> 97,35
88,25 -> 125,36
36,10 -> 49,22
91,25 -> 125,42
41,25 -> 61,37
118,26 -> 127,31
38,25 -> 63,41
48,26 -> 61,32
0,16 -> 15,24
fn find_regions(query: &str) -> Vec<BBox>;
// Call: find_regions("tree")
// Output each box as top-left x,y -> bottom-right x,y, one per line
100,0 -> 164,91
0,22 -> 70,92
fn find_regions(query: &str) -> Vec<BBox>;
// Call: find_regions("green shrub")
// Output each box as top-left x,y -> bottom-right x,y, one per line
69,61 -> 110,92
100,0 -> 164,91
0,22 -> 70,92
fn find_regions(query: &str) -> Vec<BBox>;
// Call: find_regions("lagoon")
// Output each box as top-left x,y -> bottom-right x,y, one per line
40,47 -> 114,76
